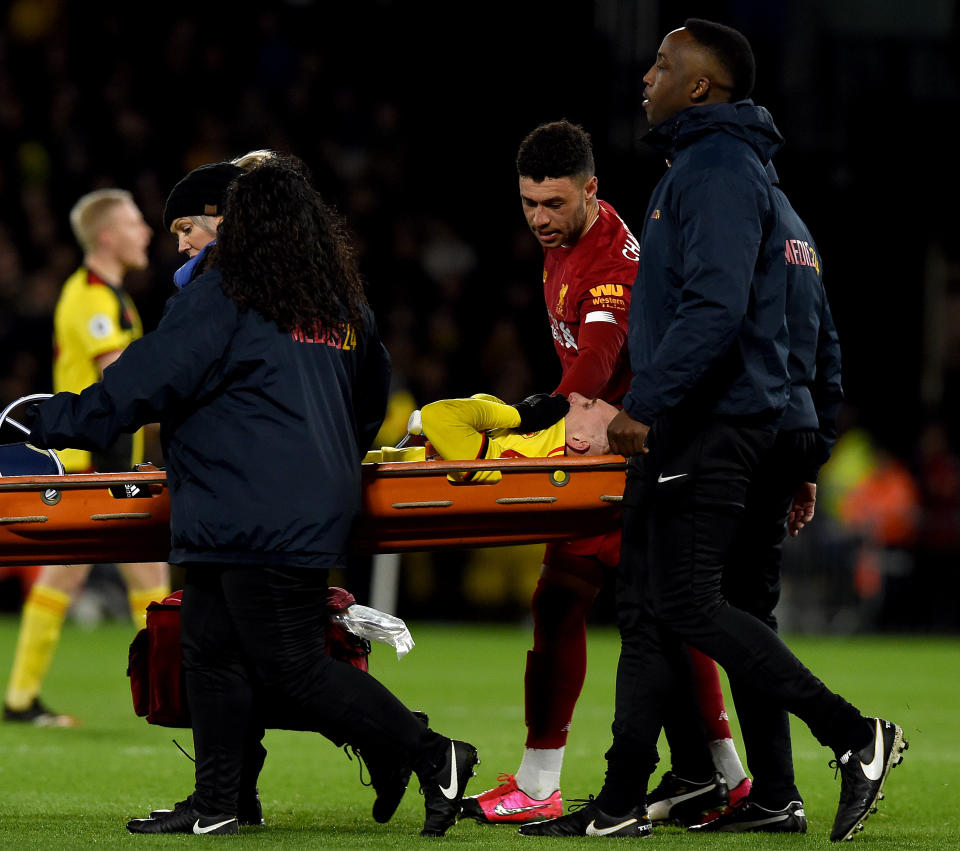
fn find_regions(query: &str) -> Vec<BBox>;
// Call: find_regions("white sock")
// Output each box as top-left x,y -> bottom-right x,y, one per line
709,737 -> 748,789
515,747 -> 564,800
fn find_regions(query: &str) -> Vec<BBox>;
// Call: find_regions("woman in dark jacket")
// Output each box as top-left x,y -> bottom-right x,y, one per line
28,156 -> 478,838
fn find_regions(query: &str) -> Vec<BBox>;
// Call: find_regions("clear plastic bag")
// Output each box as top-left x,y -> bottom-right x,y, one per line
329,604 -> 415,659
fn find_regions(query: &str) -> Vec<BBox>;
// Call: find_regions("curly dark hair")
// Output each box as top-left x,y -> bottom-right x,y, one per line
216,155 -> 368,335
684,18 -> 756,101
516,119 -> 595,182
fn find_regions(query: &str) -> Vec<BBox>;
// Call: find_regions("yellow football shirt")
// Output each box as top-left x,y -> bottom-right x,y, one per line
52,267 -> 144,471
420,394 -> 565,483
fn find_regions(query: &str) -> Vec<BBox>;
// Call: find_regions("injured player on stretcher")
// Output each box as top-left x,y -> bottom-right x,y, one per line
405,391 -> 614,477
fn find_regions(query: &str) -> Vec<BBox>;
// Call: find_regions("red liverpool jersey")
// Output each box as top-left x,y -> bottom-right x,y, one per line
542,199 -> 638,405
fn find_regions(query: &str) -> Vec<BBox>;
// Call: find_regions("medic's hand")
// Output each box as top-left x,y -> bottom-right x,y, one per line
513,393 -> 570,432
787,482 -> 817,536
607,409 -> 650,457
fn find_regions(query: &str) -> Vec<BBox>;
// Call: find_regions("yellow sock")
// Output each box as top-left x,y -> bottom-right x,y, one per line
5,585 -> 71,711
127,585 -> 170,630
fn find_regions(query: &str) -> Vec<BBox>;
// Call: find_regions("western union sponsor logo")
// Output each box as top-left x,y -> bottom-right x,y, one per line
589,284 -> 624,298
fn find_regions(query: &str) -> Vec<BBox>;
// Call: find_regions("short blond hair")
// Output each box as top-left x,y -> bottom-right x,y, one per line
69,189 -> 134,253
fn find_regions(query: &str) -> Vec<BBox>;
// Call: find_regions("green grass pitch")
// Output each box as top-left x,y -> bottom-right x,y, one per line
1,617 -> 957,849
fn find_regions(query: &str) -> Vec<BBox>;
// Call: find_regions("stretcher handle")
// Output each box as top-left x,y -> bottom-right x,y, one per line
363,454 -> 626,478
0,394 -> 64,476
0,471 -> 168,492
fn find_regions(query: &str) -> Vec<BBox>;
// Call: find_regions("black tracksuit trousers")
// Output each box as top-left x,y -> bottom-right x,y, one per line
597,415 -> 869,814
180,564 -> 440,816
719,429 -> 821,807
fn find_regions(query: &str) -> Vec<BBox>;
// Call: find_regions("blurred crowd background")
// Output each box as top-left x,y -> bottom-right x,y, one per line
2,0 -> 959,632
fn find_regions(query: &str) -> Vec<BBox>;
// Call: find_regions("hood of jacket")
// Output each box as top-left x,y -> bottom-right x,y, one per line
644,100 -> 784,165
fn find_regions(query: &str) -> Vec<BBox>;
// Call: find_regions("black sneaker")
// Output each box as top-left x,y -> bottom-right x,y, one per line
237,789 -> 265,827
689,798 -> 807,833
830,717 -> 907,842
148,791 -> 264,827
518,798 -> 652,837
3,697 -> 78,727
148,797 -> 190,819
126,804 -> 238,835
645,771 -> 728,825
348,709 -> 429,823
419,738 -> 479,837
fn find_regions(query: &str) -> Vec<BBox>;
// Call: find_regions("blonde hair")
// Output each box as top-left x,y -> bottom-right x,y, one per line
165,151 -> 277,237
176,214 -> 220,237
165,151 -> 275,237
231,149 -> 277,171
69,189 -> 134,253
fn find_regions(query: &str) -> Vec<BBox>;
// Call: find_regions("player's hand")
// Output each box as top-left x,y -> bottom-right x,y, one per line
607,409 -> 650,457
513,393 -> 570,432
787,482 -> 816,536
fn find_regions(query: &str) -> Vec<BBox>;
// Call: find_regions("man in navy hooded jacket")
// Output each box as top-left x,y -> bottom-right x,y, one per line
520,19 -> 906,844
632,160 -> 848,833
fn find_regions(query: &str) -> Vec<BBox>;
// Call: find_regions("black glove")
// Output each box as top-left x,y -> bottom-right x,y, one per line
24,404 -> 43,442
513,393 -> 569,432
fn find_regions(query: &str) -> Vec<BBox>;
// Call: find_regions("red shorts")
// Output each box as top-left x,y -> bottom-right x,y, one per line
544,528 -> 622,571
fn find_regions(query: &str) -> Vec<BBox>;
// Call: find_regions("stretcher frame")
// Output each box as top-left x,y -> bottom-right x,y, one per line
0,456 -> 626,566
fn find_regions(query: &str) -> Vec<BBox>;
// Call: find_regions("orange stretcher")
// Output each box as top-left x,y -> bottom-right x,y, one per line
0,393 -> 625,565
0,457 -> 626,566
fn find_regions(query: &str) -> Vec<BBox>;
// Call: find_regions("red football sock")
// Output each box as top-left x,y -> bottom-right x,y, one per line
524,560 -> 601,749
688,645 -> 732,740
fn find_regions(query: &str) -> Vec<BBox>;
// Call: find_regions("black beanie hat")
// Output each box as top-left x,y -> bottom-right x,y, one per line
163,162 -> 244,231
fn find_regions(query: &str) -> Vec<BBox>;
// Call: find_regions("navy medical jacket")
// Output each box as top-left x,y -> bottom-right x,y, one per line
623,101 -> 790,426
769,164 -> 843,478
29,267 -> 391,568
